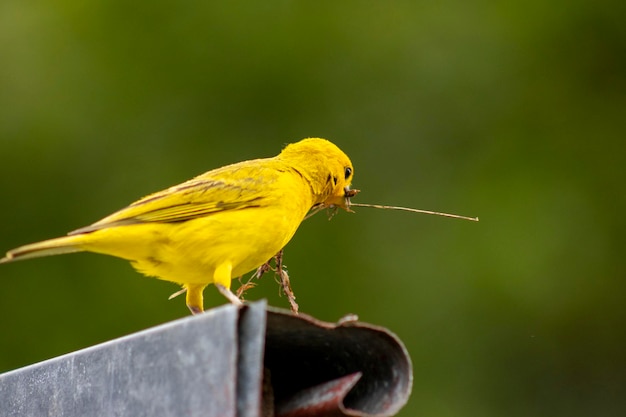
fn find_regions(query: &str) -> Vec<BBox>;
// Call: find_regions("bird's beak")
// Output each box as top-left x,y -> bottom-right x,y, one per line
324,187 -> 360,211
343,187 -> 360,212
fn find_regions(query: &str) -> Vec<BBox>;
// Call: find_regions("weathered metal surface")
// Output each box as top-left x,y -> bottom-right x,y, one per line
275,372 -> 362,417
0,303 -> 245,417
237,301 -> 268,417
265,308 -> 413,417
0,301 -> 412,417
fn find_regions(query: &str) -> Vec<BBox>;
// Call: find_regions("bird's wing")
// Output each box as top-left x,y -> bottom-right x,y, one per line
69,161 -> 274,234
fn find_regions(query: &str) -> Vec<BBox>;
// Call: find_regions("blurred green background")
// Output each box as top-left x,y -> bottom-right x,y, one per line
1,1 -> 625,416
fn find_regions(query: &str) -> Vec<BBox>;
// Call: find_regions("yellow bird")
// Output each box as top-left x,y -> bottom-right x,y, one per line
1,138 -> 355,314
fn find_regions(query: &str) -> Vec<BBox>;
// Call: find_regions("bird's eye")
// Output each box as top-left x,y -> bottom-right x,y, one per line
344,167 -> 352,179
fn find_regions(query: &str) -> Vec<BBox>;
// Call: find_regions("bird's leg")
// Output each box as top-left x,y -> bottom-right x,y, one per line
185,284 -> 206,315
216,284 -> 243,306
214,262 -> 243,306
273,250 -> 299,314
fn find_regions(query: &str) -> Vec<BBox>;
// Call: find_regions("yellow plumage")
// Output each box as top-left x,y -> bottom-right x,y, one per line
1,138 -> 355,313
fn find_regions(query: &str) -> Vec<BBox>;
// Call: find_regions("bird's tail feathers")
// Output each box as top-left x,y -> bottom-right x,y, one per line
0,236 -> 83,264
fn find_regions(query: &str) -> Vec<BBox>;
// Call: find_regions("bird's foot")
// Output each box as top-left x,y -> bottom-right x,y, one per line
216,283 -> 243,306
